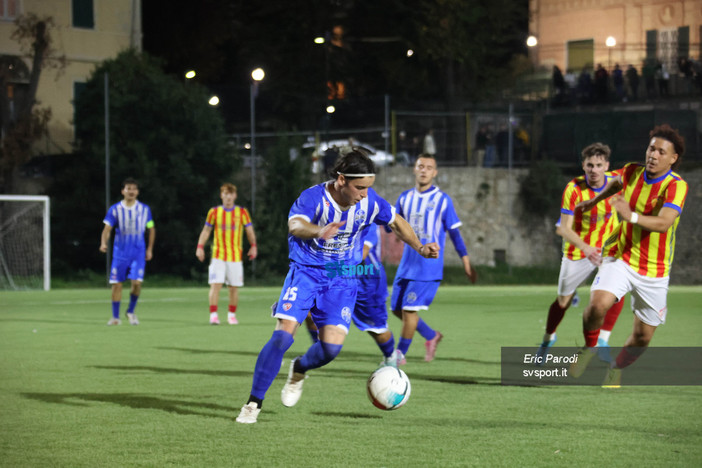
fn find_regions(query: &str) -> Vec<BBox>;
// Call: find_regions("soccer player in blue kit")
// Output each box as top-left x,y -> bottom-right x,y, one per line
236,148 -> 439,424
391,154 -> 476,364
100,177 -> 155,326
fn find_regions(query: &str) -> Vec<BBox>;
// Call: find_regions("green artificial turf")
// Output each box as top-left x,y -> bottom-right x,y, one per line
1,285 -> 701,467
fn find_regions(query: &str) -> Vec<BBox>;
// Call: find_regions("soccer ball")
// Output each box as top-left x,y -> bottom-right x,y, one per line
366,366 -> 411,410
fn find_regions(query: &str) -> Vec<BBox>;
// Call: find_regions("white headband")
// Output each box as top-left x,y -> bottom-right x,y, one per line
338,172 -> 376,177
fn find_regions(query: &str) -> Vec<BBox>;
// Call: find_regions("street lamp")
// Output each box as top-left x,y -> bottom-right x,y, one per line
606,36 -> 616,69
185,70 -> 196,80
250,67 -> 265,215
526,35 -> 538,68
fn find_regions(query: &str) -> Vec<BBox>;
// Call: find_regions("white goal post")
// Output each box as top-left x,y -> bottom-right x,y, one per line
0,195 -> 51,291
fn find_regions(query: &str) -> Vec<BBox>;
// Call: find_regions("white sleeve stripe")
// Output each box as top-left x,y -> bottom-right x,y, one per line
387,208 -> 396,226
450,221 -> 463,229
289,214 -> 311,223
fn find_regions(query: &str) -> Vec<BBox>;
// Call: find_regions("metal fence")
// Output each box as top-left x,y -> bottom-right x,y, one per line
230,99 -> 700,173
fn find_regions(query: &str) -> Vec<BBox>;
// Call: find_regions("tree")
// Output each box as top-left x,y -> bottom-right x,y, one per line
408,0 -> 527,104
0,14 -> 65,192
249,135 -> 312,280
51,49 -> 235,278
141,0 -> 529,131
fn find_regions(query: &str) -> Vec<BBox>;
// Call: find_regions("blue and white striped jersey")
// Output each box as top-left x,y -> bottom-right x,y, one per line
103,201 -> 154,257
287,182 -> 396,267
395,185 -> 462,281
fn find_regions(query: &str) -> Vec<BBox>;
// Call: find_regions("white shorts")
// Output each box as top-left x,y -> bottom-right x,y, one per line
591,257 -> 669,326
557,257 -> 597,296
209,259 -> 244,287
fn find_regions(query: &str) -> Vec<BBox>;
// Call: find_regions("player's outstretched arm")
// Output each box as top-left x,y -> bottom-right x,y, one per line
289,217 -> 346,240
575,176 -> 623,213
388,215 -> 439,259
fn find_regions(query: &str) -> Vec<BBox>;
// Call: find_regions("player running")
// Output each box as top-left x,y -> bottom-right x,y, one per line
536,143 -> 625,362
570,125 -> 688,386
236,148 -> 439,424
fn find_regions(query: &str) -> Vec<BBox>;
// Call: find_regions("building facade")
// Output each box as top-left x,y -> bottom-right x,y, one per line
1,0 -> 141,155
529,0 -> 701,73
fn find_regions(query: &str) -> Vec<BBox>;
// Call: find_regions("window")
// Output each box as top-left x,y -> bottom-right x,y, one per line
0,0 -> 17,20
658,28 -> 678,71
677,26 -> 689,59
567,39 -> 594,73
646,30 -> 657,61
72,0 -> 94,29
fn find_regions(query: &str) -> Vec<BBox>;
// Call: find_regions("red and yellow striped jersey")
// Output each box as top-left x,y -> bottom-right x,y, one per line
205,205 -> 252,262
560,172 -> 620,260
603,163 -> 687,277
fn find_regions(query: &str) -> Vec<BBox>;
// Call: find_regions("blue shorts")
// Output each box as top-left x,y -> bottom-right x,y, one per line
273,263 -> 357,333
352,296 -> 389,333
390,278 -> 441,312
109,251 -> 146,283
353,274 -> 389,333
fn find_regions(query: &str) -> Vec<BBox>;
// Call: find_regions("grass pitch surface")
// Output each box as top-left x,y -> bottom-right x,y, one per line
1,285 -> 701,467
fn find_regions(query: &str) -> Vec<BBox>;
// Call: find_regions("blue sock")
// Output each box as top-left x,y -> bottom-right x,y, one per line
398,337 -> 413,355
126,294 -> 138,314
307,327 -> 319,344
250,330 -> 294,400
416,318 -> 437,341
111,301 -> 120,319
297,341 -> 343,372
377,334 -> 395,358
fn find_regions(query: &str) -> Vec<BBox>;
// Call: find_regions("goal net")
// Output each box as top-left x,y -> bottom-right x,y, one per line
0,195 -> 50,291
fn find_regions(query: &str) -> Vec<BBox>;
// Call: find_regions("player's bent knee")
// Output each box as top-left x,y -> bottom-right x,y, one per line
270,329 -> 295,351
319,341 -> 343,365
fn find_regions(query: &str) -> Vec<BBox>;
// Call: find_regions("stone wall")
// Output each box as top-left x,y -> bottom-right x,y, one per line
373,165 -> 701,285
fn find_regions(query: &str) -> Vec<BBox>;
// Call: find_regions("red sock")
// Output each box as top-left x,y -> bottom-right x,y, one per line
209,305 -> 217,313
615,347 -> 645,369
546,300 -> 568,334
584,328 -> 599,347
602,297 -> 625,331
228,305 -> 237,313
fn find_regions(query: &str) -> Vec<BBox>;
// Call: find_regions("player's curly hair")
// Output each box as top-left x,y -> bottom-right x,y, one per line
581,142 -> 611,161
650,124 -> 685,170
329,146 -> 376,180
